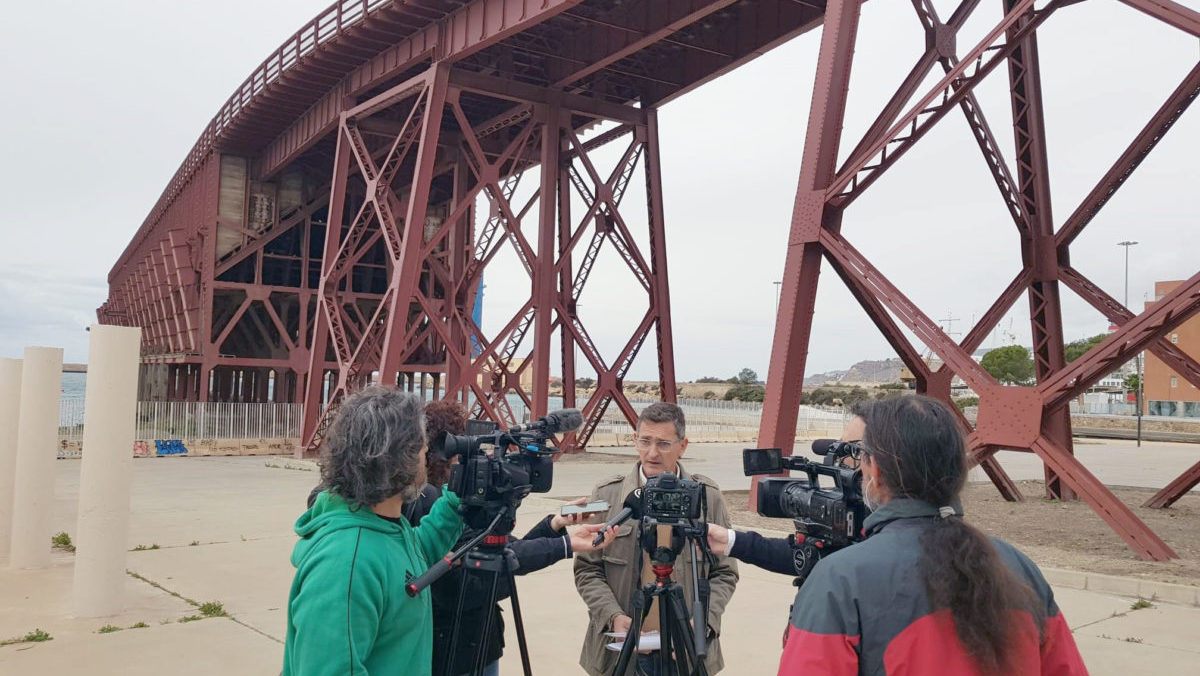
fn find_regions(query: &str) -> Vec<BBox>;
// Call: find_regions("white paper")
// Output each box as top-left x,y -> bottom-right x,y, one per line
605,631 -> 661,652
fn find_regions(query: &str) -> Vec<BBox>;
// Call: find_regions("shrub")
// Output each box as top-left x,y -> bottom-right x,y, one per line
723,384 -> 765,402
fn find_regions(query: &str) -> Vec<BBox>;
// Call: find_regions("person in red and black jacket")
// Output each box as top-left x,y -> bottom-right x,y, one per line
778,395 -> 1088,676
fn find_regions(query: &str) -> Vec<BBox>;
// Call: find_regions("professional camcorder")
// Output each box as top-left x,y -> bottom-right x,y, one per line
743,440 -> 870,580
431,408 -> 582,533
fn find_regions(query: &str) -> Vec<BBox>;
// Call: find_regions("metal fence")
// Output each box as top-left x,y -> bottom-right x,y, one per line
59,399 -> 303,441
58,395 -> 848,445
1069,400 -> 1138,416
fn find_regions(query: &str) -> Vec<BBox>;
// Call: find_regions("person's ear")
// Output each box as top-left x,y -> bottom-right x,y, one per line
679,437 -> 688,455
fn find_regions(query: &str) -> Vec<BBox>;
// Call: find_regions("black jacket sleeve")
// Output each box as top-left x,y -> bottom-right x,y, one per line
509,515 -> 570,575
729,529 -> 800,576
521,514 -> 562,541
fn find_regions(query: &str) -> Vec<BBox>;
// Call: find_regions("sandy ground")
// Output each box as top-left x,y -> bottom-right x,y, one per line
726,481 -> 1200,587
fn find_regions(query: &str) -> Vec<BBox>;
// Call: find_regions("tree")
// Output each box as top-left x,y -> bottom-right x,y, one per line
1064,333 -> 1107,363
575,377 -> 596,390
1124,373 -> 1140,391
723,384 -> 765,402
736,368 -> 759,385
696,376 -> 725,384
807,388 -> 839,406
843,387 -> 870,405
981,345 -> 1034,385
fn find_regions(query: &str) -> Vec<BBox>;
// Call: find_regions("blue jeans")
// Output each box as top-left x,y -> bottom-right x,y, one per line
458,661 -> 500,676
636,652 -> 663,676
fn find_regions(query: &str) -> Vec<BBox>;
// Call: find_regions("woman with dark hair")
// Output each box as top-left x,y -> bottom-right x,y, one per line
283,387 -> 463,676
778,395 -> 1087,675
411,399 -> 615,676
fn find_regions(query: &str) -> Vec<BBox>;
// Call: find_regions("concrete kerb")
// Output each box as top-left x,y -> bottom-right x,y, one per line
732,528 -> 1200,608
1040,567 -> 1200,607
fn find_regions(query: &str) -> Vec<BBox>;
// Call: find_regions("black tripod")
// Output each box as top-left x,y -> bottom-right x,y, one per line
407,511 -> 534,676
611,520 -> 712,676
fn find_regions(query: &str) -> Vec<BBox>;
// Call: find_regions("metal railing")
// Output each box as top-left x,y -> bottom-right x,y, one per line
117,0 -> 395,275
59,399 -> 303,441
58,394 -> 850,446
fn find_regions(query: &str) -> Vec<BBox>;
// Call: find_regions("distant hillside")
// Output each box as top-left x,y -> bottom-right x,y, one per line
803,369 -> 847,388
805,357 -> 905,387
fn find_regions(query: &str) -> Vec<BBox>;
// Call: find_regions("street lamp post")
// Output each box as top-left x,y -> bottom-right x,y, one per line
1118,240 -> 1141,447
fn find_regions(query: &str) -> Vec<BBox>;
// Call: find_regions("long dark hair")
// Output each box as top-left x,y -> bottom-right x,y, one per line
862,395 -> 1043,674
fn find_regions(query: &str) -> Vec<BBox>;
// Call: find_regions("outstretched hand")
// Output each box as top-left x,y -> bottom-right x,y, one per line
706,523 -> 731,554
568,523 -> 616,553
551,497 -> 594,531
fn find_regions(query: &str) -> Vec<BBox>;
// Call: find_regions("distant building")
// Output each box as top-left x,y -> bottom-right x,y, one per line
1142,280 -> 1200,418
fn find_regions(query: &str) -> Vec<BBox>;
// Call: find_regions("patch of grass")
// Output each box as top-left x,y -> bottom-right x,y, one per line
198,601 -> 227,618
51,532 -> 75,552
1123,636 -> 1144,643
189,541 -> 200,546
130,622 -> 149,629
178,615 -> 203,623
1130,598 -> 1155,610
0,628 -> 53,646
131,544 -> 160,551
97,625 -> 122,634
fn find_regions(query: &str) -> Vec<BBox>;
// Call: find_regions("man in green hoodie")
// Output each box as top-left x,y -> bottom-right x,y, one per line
283,386 -> 464,676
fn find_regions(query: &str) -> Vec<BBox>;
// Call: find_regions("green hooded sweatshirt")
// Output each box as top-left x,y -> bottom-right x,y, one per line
282,489 -> 463,676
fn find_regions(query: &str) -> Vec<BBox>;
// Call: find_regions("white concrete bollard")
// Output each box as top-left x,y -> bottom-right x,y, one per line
9,347 -> 63,569
0,358 -> 22,561
72,325 -> 141,617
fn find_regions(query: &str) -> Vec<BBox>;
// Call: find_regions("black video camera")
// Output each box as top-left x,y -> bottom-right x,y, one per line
641,472 -> 705,524
432,408 -> 582,533
743,440 -> 869,550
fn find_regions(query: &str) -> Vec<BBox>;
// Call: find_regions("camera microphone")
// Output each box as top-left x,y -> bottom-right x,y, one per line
811,439 -> 837,456
591,488 -> 642,547
512,408 -> 584,435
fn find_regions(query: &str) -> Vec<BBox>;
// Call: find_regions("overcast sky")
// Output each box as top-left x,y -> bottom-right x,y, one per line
1,1 -> 1197,383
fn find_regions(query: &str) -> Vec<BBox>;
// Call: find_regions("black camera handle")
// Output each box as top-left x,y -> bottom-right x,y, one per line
405,511 -> 505,597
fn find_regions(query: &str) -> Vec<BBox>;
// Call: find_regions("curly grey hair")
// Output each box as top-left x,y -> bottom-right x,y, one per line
320,386 -> 427,508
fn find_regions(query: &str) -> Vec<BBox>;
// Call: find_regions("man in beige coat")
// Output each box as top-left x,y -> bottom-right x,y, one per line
574,402 -> 739,675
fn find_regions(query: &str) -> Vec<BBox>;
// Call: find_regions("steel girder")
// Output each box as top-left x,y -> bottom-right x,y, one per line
759,0 -> 1198,560
300,64 -> 676,454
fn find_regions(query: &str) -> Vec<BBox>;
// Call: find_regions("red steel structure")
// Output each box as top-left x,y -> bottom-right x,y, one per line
757,0 -> 1200,561
99,0 -> 1199,560
98,0 -> 828,442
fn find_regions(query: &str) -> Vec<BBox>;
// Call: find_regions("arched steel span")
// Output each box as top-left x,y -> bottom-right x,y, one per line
99,0 -> 1200,561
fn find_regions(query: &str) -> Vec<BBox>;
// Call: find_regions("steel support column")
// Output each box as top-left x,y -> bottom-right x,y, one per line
755,0 -> 862,507
1004,0 -> 1074,499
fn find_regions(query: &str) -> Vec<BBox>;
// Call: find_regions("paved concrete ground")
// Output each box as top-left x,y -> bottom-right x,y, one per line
0,440 -> 1195,674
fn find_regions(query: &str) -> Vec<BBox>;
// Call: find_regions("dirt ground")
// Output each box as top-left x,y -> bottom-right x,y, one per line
724,482 -> 1200,587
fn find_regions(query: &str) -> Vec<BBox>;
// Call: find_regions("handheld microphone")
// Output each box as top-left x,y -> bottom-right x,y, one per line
592,489 -> 642,547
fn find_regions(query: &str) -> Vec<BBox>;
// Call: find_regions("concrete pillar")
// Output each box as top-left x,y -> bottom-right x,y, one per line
72,325 -> 141,616
9,347 -> 63,569
0,358 -> 22,561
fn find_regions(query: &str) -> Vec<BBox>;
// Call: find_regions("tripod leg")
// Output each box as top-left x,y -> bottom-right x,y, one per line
505,563 -> 533,676
444,570 -> 473,676
471,568 -> 503,676
671,588 -> 707,676
612,584 -> 649,676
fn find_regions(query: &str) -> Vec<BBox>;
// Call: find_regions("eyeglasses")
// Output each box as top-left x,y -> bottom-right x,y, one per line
634,436 -> 679,451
